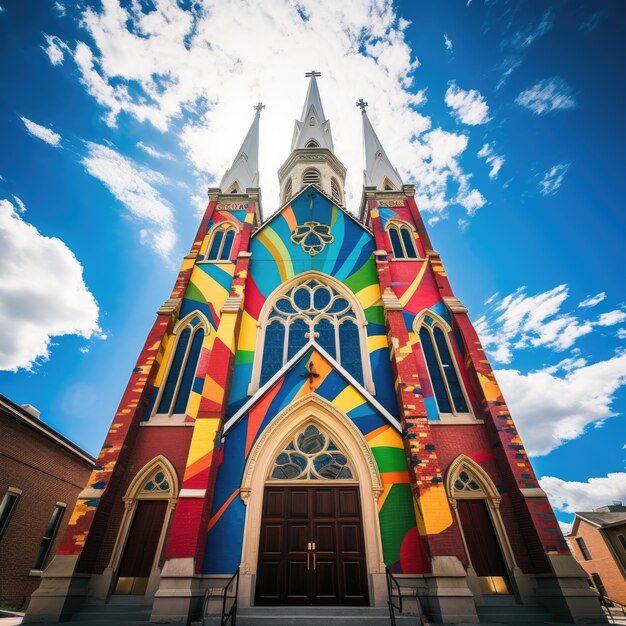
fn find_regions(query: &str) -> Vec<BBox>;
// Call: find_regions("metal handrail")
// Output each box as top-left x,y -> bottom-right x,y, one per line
221,567 -> 240,626
386,566 -> 402,626
599,595 -> 626,625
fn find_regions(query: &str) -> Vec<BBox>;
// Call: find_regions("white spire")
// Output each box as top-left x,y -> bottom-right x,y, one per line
291,71 -> 334,152
220,103 -> 264,193
358,100 -> 403,191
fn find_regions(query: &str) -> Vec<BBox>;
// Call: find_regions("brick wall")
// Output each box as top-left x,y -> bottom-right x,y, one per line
0,416 -> 92,609
569,520 -> 626,604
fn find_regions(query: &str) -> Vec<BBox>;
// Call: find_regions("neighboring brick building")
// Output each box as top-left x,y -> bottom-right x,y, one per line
568,504 -> 626,605
0,394 -> 94,609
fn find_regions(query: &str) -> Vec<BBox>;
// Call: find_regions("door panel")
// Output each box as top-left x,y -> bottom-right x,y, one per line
457,499 -> 507,576
255,487 -> 368,606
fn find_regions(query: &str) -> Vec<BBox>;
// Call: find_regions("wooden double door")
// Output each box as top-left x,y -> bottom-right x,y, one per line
255,486 -> 369,606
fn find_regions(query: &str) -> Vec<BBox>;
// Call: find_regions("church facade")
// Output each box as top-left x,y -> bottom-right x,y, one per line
26,75 -> 603,624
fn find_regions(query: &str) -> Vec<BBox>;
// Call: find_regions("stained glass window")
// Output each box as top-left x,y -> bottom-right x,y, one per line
420,322 -> 470,416
156,317 -> 205,416
259,278 -> 364,385
454,470 -> 481,493
387,222 -> 419,259
207,225 -> 236,261
142,470 -> 171,493
270,425 -> 354,480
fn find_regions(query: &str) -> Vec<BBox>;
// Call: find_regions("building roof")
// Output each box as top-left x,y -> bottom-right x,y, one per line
573,511 -> 626,533
220,105 -> 262,192
291,73 -> 334,152
361,107 -> 403,191
0,393 -> 95,466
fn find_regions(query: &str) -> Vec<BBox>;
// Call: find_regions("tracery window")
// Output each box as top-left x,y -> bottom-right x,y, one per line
453,470 -> 482,494
207,224 -> 236,262
387,221 -> 418,259
259,277 -> 364,386
270,425 -> 354,480
141,470 -> 171,494
419,316 -> 470,416
155,315 -> 205,417
302,168 -> 321,186
305,139 -> 319,148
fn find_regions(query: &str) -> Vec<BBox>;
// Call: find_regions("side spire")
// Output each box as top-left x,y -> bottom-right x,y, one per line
358,99 -> 403,191
220,102 -> 264,193
291,71 -> 334,152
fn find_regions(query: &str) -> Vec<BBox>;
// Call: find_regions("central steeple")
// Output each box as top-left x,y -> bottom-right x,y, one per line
291,71 -> 334,152
278,72 -> 346,206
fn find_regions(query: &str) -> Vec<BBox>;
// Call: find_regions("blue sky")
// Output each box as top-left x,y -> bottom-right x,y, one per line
0,0 -> 624,530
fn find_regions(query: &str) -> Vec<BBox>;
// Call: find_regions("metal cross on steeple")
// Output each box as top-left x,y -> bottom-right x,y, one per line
356,99 -> 368,112
253,102 -> 265,114
305,70 -> 322,78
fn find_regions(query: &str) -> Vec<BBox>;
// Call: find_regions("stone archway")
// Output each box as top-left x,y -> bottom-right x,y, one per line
238,394 -> 387,607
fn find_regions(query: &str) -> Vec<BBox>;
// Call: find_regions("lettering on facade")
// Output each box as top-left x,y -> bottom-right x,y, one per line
216,202 -> 249,211
376,198 -> 405,208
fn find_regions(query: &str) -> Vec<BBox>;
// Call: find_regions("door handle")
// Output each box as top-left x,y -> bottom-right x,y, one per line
312,551 -> 316,570
307,550 -> 310,570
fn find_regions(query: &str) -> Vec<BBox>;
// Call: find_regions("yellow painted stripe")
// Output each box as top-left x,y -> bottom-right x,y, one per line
332,386 -> 365,414
367,335 -> 389,353
237,311 -> 258,352
186,419 -> 219,467
190,267 -> 230,310
154,334 -> 174,387
399,261 -> 429,307
368,426 -> 404,449
377,484 -> 393,512
355,284 -> 382,310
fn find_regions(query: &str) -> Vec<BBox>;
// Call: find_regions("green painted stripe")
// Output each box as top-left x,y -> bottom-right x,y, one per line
379,484 -> 417,566
343,256 -> 376,294
185,281 -> 207,304
372,446 -> 409,473
235,350 -> 254,365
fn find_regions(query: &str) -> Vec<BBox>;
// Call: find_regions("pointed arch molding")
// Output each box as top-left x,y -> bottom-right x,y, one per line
124,455 -> 180,502
445,454 -> 501,508
240,393 -> 383,504
248,270 -> 375,396
412,307 -> 452,334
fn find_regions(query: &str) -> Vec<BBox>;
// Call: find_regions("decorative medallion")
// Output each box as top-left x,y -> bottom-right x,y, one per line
290,221 -> 334,256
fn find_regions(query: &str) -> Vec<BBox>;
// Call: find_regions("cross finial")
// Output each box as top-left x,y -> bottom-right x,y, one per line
305,70 -> 322,78
253,102 -> 265,114
307,189 -> 316,209
356,99 -> 368,112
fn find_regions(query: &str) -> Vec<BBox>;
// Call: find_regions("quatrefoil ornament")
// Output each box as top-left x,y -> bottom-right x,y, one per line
290,221 -> 334,256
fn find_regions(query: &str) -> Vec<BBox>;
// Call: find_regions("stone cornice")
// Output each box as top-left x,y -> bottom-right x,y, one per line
277,147 -> 347,180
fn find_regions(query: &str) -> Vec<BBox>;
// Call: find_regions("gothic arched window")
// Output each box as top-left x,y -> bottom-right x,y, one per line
256,276 -> 367,388
155,314 -> 206,417
207,224 -> 237,262
330,178 -> 341,203
302,168 -> 321,186
386,221 -> 418,259
418,315 -> 470,416
305,139 -> 320,148
270,424 -> 354,480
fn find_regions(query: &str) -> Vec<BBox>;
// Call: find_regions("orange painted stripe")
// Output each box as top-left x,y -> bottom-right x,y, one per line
207,488 -> 240,532
365,423 -> 389,442
380,471 -> 411,485
245,383 -> 282,457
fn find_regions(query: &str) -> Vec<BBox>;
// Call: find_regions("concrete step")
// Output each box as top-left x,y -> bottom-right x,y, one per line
69,602 -> 152,623
203,606 -> 420,625
476,603 -> 552,623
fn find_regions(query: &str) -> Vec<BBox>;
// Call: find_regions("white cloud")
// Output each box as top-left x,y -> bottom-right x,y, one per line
477,143 -> 504,179
12,195 -> 26,213
137,141 -> 174,161
618,329 -> 626,340
510,9 -> 554,49
579,292 -> 606,308
445,81 -> 491,125
495,352 -> 626,456
444,33 -> 453,51
516,77 -> 576,115
20,116 -> 62,147
45,0 -> 485,221
41,34 -> 69,65
539,163 -> 570,196
0,199 -> 101,371
540,473 -> 626,513
496,56 -> 522,91
81,142 -> 176,259
596,310 -> 626,327
579,10 -> 608,33
559,520 -> 573,536
476,284 -> 624,365
54,1 -> 65,16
